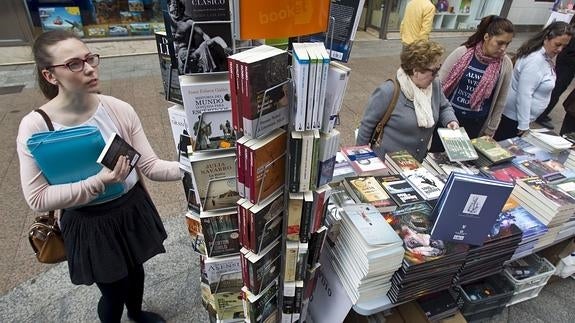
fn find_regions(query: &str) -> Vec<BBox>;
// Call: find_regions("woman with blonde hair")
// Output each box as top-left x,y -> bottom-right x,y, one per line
356,40 -> 459,162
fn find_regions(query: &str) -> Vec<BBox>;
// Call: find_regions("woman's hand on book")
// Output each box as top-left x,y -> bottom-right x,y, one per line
98,155 -> 131,184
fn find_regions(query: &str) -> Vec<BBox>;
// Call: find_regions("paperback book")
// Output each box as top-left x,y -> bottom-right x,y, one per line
402,167 -> 445,200
342,176 -> 396,212
97,132 -> 141,175
377,175 -> 425,207
340,145 -> 389,176
437,127 -> 478,162
180,74 -> 235,152
471,136 -> 514,164
189,150 -> 239,211
39,7 -> 84,37
200,208 -> 240,257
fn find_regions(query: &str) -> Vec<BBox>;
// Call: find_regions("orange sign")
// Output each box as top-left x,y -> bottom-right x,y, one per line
237,0 -> 330,39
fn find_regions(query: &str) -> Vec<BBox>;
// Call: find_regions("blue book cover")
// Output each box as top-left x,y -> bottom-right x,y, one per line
317,155 -> 336,188
497,206 -> 547,240
430,173 -> 514,246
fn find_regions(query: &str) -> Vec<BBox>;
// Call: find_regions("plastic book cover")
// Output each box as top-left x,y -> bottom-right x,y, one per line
200,255 -> 242,293
402,168 -> 445,200
341,145 -> 387,175
200,209 -> 240,257
39,7 -> 84,37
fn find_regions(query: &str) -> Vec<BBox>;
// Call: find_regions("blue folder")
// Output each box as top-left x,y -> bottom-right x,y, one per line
27,125 -> 123,205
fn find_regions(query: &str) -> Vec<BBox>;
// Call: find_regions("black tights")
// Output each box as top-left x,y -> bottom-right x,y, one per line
96,264 -> 145,323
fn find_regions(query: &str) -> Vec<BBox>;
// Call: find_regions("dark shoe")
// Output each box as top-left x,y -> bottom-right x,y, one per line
537,119 -> 554,129
128,311 -> 166,323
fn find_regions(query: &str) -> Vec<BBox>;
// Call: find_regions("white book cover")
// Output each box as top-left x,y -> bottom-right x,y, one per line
314,43 -> 330,131
180,74 -> 235,152
321,62 -> 351,133
305,44 -> 318,130
292,43 -> 309,132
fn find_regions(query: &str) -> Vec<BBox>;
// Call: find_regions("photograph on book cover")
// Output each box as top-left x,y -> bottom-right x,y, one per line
164,0 -> 233,74
191,110 -> 236,151
202,176 -> 240,211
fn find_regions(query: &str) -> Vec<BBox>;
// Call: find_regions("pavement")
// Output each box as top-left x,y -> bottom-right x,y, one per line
0,32 -> 574,322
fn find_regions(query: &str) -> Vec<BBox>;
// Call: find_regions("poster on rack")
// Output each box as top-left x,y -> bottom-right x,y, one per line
308,248 -> 353,323
161,0 -> 233,75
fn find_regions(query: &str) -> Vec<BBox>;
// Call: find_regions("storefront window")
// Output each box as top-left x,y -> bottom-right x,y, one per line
26,0 -> 164,39
386,0 -> 505,32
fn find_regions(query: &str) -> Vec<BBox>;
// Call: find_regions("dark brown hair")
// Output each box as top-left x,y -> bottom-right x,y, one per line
516,21 -> 574,60
32,30 -> 80,99
463,15 -> 514,48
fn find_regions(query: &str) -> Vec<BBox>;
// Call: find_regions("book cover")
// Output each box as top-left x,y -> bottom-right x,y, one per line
234,0 -> 330,39
341,203 -> 400,246
182,172 -> 200,213
246,129 -> 287,204
517,177 -> 575,209
200,255 -> 242,293
247,190 -> 284,254
321,62 -> 351,133
93,0 -> 121,24
213,291 -> 245,320
386,203 -> 470,266
180,74 -> 235,152
97,133 -> 141,175
242,279 -> 279,323
84,25 -> 108,38
287,193 -> 304,241
343,176 -> 396,212
437,127 -> 478,162
481,163 -> 529,183
386,150 -> 422,172
554,177 -> 575,199
430,173 -> 514,246
402,168 -> 445,200
426,152 -> 479,176
120,11 -> 143,23
497,204 -> 547,239
241,48 -> 290,138
515,159 -> 566,182
189,150 -> 239,211
185,211 -> 206,254
332,151 -> 356,181
156,32 -> 182,105
340,145 -> 388,176
108,24 -> 129,37
377,175 -> 424,207
247,238 -> 282,294
303,0 -> 365,62
39,7 -> 84,37
167,104 -> 189,153
163,0 -> 233,74
471,136 -> 514,164
200,208 -> 240,257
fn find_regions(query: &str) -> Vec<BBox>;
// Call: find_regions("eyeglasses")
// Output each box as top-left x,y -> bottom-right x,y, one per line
422,64 -> 442,77
45,54 -> 100,72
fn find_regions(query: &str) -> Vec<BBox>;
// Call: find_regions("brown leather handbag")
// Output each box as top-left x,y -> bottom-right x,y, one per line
27,109 -> 66,264
368,78 -> 400,148
29,211 -> 66,263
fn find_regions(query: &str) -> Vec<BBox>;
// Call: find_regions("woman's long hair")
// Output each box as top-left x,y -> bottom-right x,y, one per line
32,30 -> 80,99
463,15 -> 514,48
515,21 -> 574,60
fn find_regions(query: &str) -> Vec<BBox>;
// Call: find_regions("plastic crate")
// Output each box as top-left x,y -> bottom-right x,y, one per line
454,273 -> 515,314
506,284 -> 545,306
462,305 -> 505,323
504,254 -> 555,294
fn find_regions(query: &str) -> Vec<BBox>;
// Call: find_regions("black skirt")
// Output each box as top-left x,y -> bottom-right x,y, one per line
60,183 -> 167,285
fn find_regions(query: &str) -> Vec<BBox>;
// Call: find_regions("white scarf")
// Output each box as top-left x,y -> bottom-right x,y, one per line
396,68 -> 435,128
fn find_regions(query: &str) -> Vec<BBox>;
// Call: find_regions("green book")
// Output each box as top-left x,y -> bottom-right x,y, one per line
437,127 -> 478,162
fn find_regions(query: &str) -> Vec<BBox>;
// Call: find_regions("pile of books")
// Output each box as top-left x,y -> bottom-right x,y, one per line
524,130 -> 573,154
423,152 -> 479,178
329,203 -> 404,303
386,203 -> 469,303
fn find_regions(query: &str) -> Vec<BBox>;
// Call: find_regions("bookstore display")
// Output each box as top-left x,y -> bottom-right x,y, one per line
156,1 -> 575,322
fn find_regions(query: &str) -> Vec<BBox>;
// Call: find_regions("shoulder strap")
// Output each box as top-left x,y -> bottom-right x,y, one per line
370,78 -> 400,147
34,109 -> 54,131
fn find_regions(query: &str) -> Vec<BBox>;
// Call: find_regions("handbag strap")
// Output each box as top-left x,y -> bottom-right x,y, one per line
34,109 -> 56,219
370,78 -> 400,147
35,109 -> 54,131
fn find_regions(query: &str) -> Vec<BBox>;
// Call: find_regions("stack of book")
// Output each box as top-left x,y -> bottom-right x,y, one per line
563,148 -> 575,170
552,178 -> 575,241
512,177 -> 575,248
524,130 -> 573,154
329,203 -> 404,303
386,203 -> 469,303
454,222 -> 522,285
498,198 -> 548,260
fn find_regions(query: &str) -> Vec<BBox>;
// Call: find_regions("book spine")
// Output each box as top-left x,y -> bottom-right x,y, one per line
249,145 -> 257,204
309,130 -> 321,191
299,131 -> 313,192
296,243 -> 309,281
228,57 -> 239,132
289,132 -> 302,193
300,191 -> 313,243
283,242 -> 298,282
306,51 -> 316,131
287,193 -> 303,241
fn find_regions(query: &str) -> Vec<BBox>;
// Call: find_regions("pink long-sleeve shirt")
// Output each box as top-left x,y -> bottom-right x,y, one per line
17,94 -> 181,212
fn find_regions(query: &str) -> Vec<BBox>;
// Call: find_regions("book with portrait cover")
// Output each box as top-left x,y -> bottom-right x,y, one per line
155,32 -> 182,104
162,0 -> 233,74
97,133 -> 141,175
180,74 -> 235,152
188,150 -> 239,211
245,190 -> 284,254
430,173 -> 514,246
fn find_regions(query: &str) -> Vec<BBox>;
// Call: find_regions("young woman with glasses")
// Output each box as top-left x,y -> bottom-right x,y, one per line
494,21 -> 574,140
356,40 -> 459,162
16,30 -> 182,323
429,15 -> 515,152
